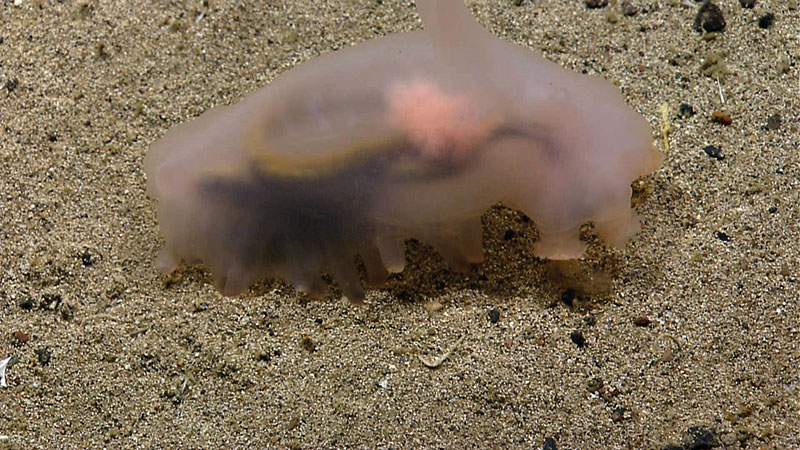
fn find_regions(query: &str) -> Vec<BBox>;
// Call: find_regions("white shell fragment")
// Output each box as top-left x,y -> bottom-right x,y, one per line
0,356 -> 11,388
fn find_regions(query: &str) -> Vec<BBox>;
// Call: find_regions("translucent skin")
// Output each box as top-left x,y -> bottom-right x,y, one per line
144,0 -> 662,303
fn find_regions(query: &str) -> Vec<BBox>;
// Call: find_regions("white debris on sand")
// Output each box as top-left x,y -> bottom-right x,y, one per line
0,356 -> 11,388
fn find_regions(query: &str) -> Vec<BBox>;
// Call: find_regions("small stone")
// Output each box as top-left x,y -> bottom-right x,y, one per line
678,103 -> 696,118
711,112 -> 732,125
621,0 -> 638,16
287,416 -> 300,431
585,0 -> 609,8
765,113 -> 781,130
777,58 -> 790,75
570,330 -> 586,348
18,298 -> 36,310
300,337 -> 316,352
424,301 -> 443,313
59,299 -> 76,321
703,145 -> 724,160
695,1 -> 726,32
684,426 -> 718,449
4,78 -> 17,92
611,407 -> 626,422
79,249 -> 94,266
758,12 -> 775,28
94,42 -> 110,59
35,347 -> 51,366
587,377 -> 604,392
488,309 -> 500,324
715,231 -> 730,242
739,0 -> 755,7
543,437 -> 557,450
12,331 -> 29,343
633,316 -> 651,327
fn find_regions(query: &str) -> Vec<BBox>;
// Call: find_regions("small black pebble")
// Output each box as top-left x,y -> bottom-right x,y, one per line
678,103 -> 696,118
739,0 -> 755,7
503,229 -> 516,241
35,347 -> 51,366
685,426 -> 718,449
5,78 -> 18,92
570,330 -> 586,348
543,437 -> 557,450
766,113 -> 781,130
19,298 -> 36,310
314,318 -> 323,325
758,12 -> 775,28
258,352 -> 272,363
715,231 -> 730,242
80,250 -> 94,266
703,145 -> 723,160
488,309 -> 500,324
694,1 -> 726,32
633,316 -> 651,327
585,0 -> 609,8
768,206 -> 778,213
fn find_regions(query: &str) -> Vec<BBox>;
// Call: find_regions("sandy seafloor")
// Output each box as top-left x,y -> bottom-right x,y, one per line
1,0 -> 799,448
